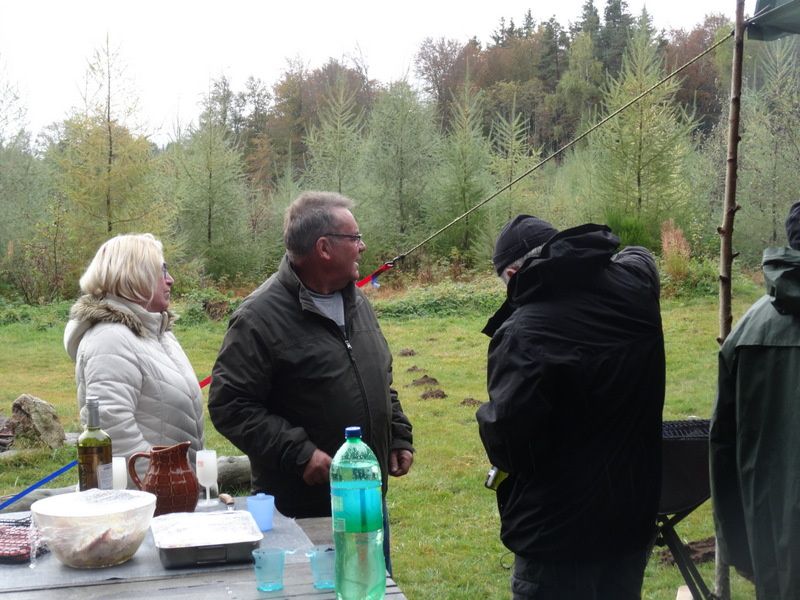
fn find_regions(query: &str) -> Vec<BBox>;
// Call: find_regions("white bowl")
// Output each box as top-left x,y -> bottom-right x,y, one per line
31,489 -> 156,568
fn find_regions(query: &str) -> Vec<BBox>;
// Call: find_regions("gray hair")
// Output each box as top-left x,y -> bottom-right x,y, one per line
283,191 -> 354,259
79,233 -> 164,304
499,245 -> 544,284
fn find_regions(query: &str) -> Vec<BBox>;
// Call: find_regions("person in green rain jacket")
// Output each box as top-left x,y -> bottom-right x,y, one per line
710,201 -> 800,600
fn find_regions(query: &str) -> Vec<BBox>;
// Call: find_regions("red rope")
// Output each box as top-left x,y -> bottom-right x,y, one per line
356,261 -> 395,288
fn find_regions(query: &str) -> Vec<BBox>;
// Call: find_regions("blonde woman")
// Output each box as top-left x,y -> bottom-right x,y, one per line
64,234 -> 204,471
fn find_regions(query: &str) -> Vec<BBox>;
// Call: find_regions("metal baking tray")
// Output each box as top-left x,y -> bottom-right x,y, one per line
150,510 -> 263,568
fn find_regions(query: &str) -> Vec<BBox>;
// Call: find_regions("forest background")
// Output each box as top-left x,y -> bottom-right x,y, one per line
0,0 -> 797,303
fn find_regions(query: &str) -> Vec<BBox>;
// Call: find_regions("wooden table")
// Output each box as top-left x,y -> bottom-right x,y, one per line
1,516 -> 406,599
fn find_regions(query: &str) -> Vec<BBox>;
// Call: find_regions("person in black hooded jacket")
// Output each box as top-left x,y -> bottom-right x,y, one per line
476,215 -> 665,600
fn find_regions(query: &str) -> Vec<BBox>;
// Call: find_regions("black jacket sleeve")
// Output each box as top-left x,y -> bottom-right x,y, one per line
477,325 -> 557,475
208,308 -> 316,474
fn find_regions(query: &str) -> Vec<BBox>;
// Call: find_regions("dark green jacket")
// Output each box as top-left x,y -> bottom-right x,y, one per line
209,255 -> 413,517
711,247 -> 800,599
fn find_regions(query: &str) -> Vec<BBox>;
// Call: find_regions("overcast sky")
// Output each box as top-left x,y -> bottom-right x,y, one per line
0,1 -> 754,145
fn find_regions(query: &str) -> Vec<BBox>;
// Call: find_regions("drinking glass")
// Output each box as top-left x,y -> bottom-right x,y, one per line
196,449 -> 218,507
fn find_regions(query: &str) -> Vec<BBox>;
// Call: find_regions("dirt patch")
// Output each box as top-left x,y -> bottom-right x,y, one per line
412,375 -> 439,386
421,389 -> 447,399
398,348 -> 416,357
460,398 -> 483,407
657,536 -> 715,565
406,365 -> 422,372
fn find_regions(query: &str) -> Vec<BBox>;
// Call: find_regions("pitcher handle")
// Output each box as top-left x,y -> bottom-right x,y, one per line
128,451 -> 149,490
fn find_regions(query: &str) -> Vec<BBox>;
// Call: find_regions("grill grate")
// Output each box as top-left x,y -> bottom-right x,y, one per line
662,419 -> 709,440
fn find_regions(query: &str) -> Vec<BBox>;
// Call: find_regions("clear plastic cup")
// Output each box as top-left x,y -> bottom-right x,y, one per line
252,548 -> 285,591
305,545 -> 335,590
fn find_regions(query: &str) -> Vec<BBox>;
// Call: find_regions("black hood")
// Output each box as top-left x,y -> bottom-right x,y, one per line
484,224 -> 620,336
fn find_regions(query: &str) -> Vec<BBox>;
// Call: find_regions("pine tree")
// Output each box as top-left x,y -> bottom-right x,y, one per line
46,37 -> 163,266
600,0 -> 634,77
578,0 -> 601,39
432,83 -> 493,263
172,108 -> 248,278
593,25 -> 697,246
735,38 -> 800,260
489,94 -> 539,221
554,31 -> 603,142
361,81 -> 440,250
304,77 -> 364,195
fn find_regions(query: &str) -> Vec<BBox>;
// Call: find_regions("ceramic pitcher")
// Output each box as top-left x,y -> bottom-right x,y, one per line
128,441 -> 199,516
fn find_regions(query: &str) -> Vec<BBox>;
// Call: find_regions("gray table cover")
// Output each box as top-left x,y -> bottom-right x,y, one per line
1,499 -> 314,593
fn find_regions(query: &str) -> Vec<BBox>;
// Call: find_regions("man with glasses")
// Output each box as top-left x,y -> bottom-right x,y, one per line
209,191 -> 414,569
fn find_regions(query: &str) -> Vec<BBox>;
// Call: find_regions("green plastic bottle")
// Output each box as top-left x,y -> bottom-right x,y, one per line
330,426 -> 385,600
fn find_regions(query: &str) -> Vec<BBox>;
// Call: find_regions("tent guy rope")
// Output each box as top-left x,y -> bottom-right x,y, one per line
355,28 -> 736,288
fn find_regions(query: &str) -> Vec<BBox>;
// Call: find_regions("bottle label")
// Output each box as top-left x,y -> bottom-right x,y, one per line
78,447 -> 113,490
97,462 -> 114,490
331,484 -> 383,532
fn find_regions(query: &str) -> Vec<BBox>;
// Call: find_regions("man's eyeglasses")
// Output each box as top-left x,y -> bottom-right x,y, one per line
322,232 -> 363,242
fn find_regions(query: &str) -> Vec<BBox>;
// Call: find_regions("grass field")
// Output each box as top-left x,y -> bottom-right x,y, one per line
0,276 -> 764,599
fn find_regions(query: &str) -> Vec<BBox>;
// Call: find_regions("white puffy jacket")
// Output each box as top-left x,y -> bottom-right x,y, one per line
64,295 -> 205,470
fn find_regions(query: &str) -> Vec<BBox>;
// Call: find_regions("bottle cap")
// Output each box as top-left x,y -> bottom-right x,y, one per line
344,426 -> 361,438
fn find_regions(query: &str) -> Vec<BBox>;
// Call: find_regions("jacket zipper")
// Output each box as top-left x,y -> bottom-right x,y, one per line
303,291 -> 374,442
341,332 -> 373,441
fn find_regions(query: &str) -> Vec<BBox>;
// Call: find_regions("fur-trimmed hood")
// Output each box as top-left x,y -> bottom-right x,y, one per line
64,294 -> 175,361
63,293 -> 204,467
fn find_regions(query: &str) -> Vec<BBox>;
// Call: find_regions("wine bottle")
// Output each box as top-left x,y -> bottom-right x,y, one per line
77,396 -> 113,490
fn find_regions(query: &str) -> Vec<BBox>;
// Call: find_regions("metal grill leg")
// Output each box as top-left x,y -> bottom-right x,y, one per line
657,517 -> 716,600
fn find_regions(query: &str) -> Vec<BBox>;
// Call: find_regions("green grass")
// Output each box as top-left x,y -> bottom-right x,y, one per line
0,279 -> 764,599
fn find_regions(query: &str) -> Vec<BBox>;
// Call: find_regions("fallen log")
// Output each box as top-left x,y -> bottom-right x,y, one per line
217,454 -> 251,490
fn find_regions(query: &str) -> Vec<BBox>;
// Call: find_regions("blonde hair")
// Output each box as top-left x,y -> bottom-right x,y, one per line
79,234 -> 164,304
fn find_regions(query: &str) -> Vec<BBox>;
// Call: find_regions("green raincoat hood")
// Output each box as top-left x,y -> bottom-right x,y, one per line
763,246 -> 800,315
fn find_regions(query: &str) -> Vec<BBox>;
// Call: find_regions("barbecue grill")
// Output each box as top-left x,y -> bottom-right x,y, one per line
656,418 -> 716,600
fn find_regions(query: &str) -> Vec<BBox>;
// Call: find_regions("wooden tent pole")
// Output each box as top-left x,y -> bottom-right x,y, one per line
718,0 -> 746,345
715,2 -> 746,599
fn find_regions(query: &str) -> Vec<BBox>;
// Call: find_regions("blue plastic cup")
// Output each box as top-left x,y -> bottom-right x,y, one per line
305,545 -> 335,590
252,548 -> 285,591
246,493 -> 275,531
